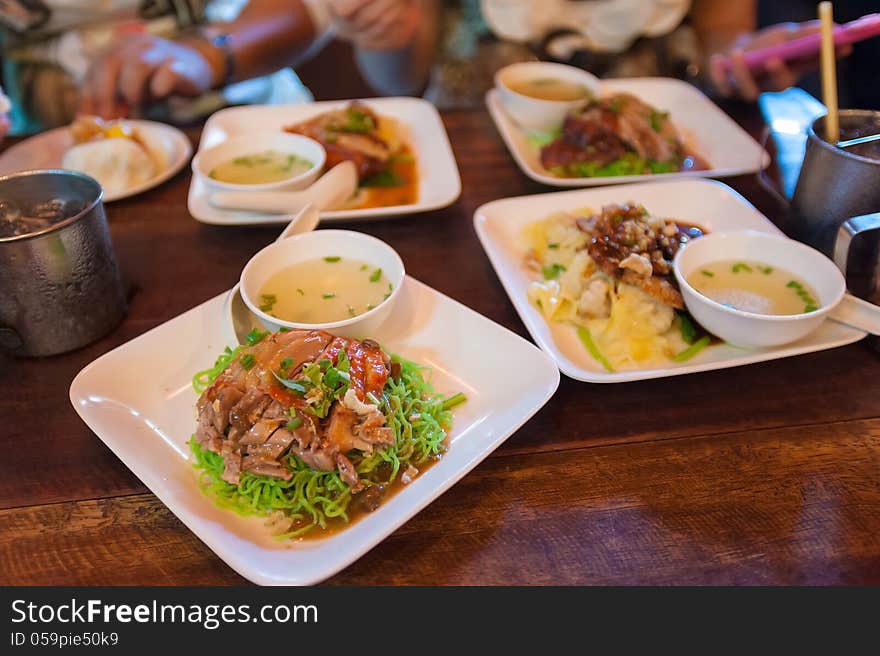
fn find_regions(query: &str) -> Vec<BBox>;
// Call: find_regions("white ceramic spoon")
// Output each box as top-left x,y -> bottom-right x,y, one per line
224,203 -> 321,344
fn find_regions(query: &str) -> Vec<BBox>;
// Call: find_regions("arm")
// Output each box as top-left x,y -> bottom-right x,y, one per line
80,0 -> 325,118
348,0 -> 440,96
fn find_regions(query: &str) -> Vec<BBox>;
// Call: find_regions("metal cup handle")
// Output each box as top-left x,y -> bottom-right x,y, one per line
834,212 -> 880,275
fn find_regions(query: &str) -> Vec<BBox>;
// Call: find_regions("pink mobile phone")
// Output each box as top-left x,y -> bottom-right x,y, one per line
718,13 -> 880,73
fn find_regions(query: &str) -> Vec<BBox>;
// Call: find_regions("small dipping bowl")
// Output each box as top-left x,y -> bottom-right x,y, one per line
240,229 -> 405,337
673,230 -> 846,348
192,132 -> 326,192
495,61 -> 600,132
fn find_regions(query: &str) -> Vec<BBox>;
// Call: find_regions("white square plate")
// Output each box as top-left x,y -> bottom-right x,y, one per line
485,78 -> 770,187
69,277 -> 559,584
188,97 -> 461,224
474,178 -> 865,383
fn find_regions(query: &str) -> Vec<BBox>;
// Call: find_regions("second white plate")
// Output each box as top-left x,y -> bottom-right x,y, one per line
0,120 -> 192,202
486,77 -> 770,188
188,97 -> 462,224
474,178 -> 865,383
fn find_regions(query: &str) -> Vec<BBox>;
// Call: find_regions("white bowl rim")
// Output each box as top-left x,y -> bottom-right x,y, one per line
494,61 -> 600,107
673,230 -> 846,323
192,131 -> 326,191
239,229 -> 406,331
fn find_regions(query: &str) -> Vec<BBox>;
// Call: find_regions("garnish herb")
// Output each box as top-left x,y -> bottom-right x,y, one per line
240,354 -> 256,370
759,266 -> 774,274
347,305 -> 356,317
678,312 -> 697,344
360,264 -> 368,271
732,262 -> 753,273
285,417 -> 303,431
547,242 -> 560,250
701,270 -> 715,277
542,263 -> 567,280
576,326 -> 614,372
672,335 -> 711,362
369,268 -> 383,282
322,292 -> 336,299
297,288 -> 305,296
259,293 -> 277,312
246,328 -> 268,346
324,256 -> 341,263
280,357 -> 293,371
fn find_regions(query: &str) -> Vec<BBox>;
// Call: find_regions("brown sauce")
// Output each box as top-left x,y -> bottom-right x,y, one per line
358,145 -> 419,209
294,455 -> 440,540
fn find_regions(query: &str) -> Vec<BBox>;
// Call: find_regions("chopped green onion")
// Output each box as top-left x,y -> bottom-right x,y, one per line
324,256 -> 341,263
347,305 -> 355,317
542,263 -> 567,280
672,335 -> 711,362
240,353 -> 256,370
786,280 -> 802,289
576,326 -> 614,372
701,270 -> 714,277
804,304 -> 818,313
259,293 -> 277,312
271,371 -> 307,394
322,292 -> 336,299
759,266 -> 773,274
245,328 -> 268,346
285,417 -> 303,431
732,262 -> 753,273
678,312 -> 697,344
297,288 -> 305,296
369,268 -> 382,282
547,243 -> 560,250
280,357 -> 293,371
360,264 -> 368,271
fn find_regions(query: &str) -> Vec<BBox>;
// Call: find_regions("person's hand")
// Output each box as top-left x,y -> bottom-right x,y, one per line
79,34 -> 221,119
708,21 -> 852,102
328,0 -> 420,51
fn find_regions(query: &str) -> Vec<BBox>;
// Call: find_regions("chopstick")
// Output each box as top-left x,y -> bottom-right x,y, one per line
819,1 -> 840,143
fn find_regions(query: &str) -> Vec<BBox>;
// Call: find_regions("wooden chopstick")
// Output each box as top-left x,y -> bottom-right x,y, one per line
819,1 -> 840,143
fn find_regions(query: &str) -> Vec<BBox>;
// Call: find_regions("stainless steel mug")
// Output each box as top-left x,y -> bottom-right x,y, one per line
791,110 -> 880,308
0,170 -> 126,357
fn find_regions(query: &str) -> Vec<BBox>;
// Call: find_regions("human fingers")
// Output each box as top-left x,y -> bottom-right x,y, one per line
764,57 -> 797,92
729,51 -> 760,102
117,57 -> 155,108
85,53 -> 125,118
708,54 -> 733,97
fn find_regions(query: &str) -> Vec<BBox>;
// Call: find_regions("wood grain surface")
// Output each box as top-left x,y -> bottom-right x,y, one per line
1,77 -> 878,585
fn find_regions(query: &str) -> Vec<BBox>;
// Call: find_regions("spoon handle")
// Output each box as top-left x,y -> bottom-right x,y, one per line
276,203 -> 320,242
829,293 -> 880,335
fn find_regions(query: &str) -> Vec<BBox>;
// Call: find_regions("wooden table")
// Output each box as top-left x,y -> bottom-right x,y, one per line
2,106 -> 879,586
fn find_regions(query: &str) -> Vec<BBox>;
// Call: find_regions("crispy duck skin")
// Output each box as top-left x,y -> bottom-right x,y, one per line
540,93 -> 696,174
194,329 -> 393,487
575,203 -> 703,309
283,102 -> 390,180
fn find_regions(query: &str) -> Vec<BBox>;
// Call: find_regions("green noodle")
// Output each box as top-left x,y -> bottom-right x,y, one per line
189,348 -> 461,538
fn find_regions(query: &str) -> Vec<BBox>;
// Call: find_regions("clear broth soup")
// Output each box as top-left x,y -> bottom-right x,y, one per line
258,257 -> 392,324
209,150 -> 313,185
688,260 -> 820,315
507,77 -> 592,102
